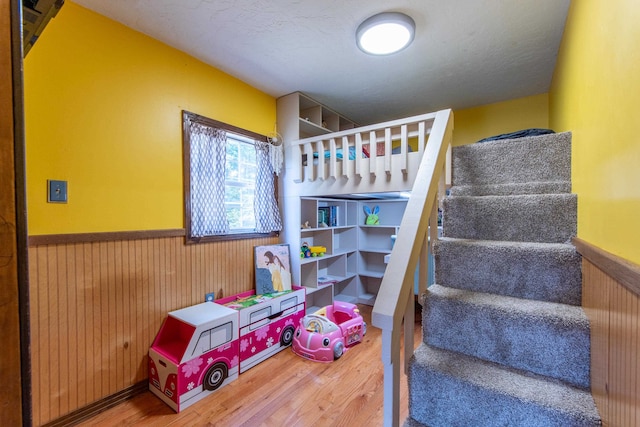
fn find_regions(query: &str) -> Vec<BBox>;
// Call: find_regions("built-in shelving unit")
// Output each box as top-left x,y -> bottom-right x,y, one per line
276,92 -> 361,313
356,199 -> 407,305
298,197 -> 359,313
277,92 -> 414,312
277,92 -> 358,141
297,93 -> 357,138
296,197 -> 408,312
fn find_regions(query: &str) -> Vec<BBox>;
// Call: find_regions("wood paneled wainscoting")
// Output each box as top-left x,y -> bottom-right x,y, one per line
28,230 -> 279,427
574,238 -> 640,427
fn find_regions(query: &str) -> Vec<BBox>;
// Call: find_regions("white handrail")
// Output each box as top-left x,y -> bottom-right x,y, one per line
372,109 -> 453,427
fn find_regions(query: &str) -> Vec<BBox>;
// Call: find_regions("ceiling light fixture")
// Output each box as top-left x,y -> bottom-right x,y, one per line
356,12 -> 415,55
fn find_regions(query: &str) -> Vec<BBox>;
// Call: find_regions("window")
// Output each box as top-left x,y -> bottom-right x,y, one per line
183,111 -> 282,242
225,133 -> 258,231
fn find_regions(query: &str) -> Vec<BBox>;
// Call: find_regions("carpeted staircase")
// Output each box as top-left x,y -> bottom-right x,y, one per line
405,132 -> 601,426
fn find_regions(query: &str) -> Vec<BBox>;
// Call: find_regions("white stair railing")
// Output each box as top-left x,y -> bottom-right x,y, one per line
372,109 -> 453,427
284,108 -> 453,426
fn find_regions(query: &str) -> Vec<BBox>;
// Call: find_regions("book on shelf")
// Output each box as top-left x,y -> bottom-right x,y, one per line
318,207 -> 330,227
330,205 -> 338,227
318,205 -> 339,228
317,276 -> 338,287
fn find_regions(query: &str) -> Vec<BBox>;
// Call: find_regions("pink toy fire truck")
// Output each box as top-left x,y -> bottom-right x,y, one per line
148,302 -> 239,412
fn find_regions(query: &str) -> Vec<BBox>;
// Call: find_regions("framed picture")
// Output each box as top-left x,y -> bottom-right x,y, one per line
254,244 -> 292,294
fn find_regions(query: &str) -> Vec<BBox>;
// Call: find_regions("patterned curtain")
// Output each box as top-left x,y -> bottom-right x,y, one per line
254,140 -> 283,233
189,122 -> 229,236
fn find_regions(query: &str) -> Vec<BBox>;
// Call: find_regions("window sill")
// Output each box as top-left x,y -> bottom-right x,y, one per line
186,231 -> 279,244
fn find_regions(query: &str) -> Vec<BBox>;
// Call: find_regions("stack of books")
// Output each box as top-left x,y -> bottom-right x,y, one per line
317,276 -> 338,287
318,205 -> 339,227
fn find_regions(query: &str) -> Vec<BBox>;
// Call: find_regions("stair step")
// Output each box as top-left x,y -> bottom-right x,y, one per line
452,132 -> 571,187
448,180 -> 571,196
423,284 -> 591,389
443,193 -> 577,243
433,238 -> 582,305
408,131 -> 600,426
408,344 -> 601,427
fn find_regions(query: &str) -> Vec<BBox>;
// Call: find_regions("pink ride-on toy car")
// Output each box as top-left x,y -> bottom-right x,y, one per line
292,301 -> 366,362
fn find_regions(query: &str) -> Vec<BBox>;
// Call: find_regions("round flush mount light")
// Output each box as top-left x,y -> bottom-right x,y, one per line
356,12 -> 416,55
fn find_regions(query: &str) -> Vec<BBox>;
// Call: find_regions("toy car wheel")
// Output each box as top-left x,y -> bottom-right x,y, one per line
280,325 -> 295,346
203,362 -> 228,391
333,341 -> 344,360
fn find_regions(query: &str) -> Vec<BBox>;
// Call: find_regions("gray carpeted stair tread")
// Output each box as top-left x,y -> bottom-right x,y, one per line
423,284 -> 591,389
408,344 -> 601,427
433,237 -> 582,305
452,132 -> 571,187
448,180 -> 572,196
407,131 -> 601,426
443,193 -> 577,243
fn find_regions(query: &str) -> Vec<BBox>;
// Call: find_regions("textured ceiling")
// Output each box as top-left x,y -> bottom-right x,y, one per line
72,0 -> 570,125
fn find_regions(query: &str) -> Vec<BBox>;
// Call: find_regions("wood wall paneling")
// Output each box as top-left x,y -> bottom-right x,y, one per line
29,234 -> 278,426
613,283 -> 639,426
30,232 -> 640,426
54,304 -> 416,426
583,260 -> 611,424
582,257 -> 640,427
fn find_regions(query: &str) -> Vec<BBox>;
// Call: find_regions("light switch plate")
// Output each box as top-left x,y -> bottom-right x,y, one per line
47,179 -> 67,203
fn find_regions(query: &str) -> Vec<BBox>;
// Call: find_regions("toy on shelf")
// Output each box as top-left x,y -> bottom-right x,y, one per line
364,205 -> 380,225
301,242 -> 326,258
301,221 -> 312,229
292,301 -> 366,362
301,242 -> 311,258
310,246 -> 326,257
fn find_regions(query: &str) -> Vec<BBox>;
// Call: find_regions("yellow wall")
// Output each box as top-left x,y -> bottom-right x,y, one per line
453,93 -> 549,146
24,2 -> 276,235
550,1 -> 640,264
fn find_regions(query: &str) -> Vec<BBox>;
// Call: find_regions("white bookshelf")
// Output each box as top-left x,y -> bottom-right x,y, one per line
293,197 -> 408,311
297,197 -> 359,313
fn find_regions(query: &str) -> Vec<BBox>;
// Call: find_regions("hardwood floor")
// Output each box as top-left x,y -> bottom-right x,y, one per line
78,305 -> 421,427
